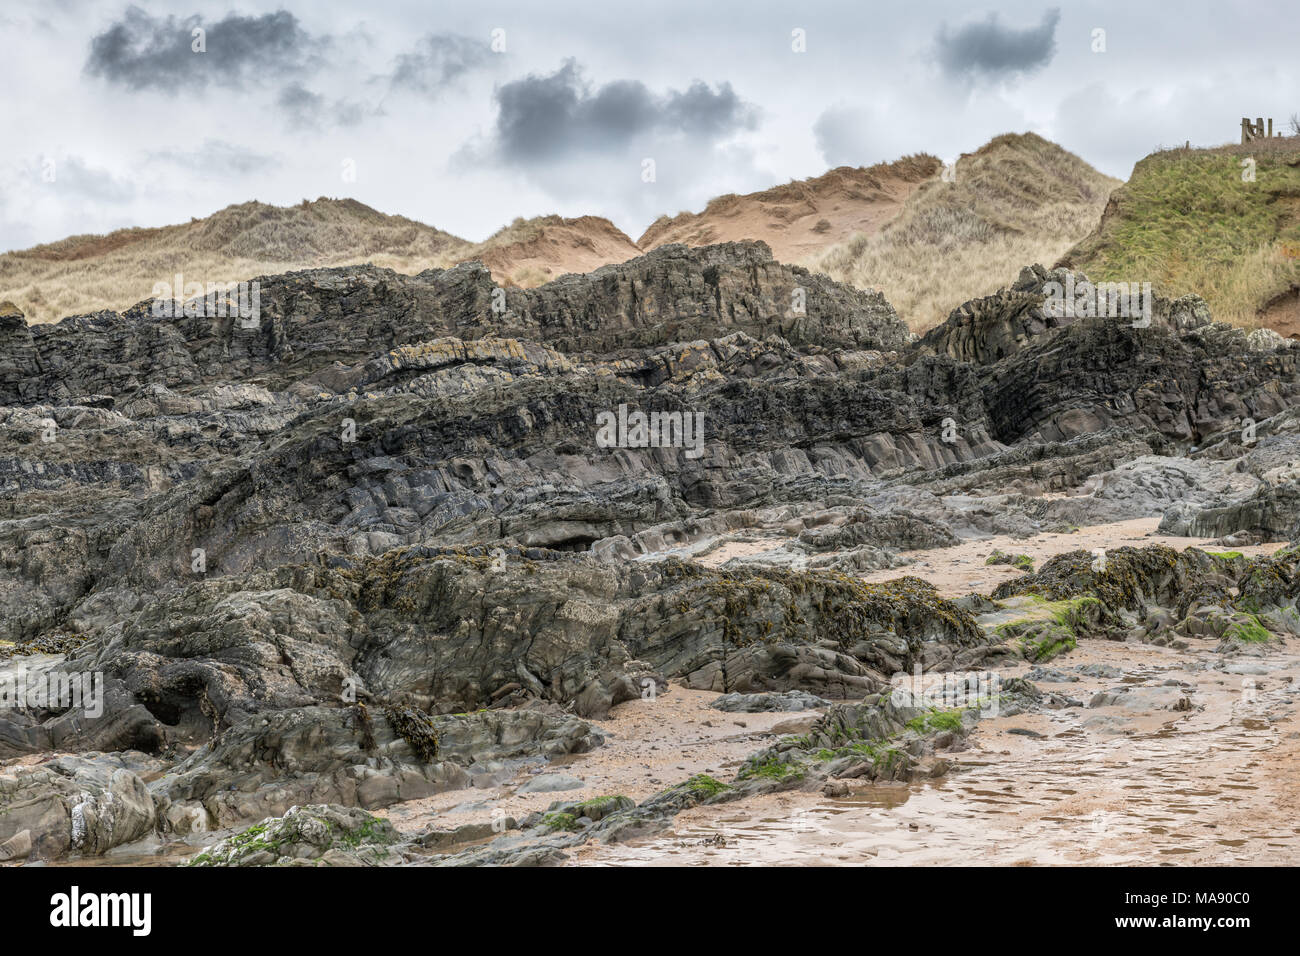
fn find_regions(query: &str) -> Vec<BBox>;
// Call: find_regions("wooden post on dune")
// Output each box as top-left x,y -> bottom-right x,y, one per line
1241,117 -> 1271,144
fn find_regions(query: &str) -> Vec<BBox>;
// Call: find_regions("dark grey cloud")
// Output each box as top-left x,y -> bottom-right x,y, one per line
935,8 -> 1059,78
486,60 -> 756,164
389,33 -> 490,94
85,6 -> 322,91
269,33 -> 490,131
663,81 -> 754,137
277,82 -> 370,130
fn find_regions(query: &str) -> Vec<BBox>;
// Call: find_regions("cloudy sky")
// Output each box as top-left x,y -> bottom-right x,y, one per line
1,0 -> 1296,252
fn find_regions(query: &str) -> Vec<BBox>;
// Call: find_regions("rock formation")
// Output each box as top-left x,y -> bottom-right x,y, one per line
5,239 -> 1300,864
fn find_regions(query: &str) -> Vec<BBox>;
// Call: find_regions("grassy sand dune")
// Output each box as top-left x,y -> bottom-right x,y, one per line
639,154 -> 942,267
0,198 -> 473,325
1061,137 -> 1300,331
813,132 -> 1120,332
13,134 -> 1295,334
0,198 -> 654,324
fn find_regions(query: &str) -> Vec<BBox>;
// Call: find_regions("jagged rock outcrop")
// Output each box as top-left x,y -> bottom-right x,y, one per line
920,264 -> 1077,365
1161,477 -> 1300,541
0,241 -> 908,407
921,264 -> 1215,367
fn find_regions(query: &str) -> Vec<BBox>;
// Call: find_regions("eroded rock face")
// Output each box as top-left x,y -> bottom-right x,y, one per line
9,549 -> 993,754
152,704 -> 606,832
1161,478 -> 1300,541
6,246 -> 1300,862
0,753 -> 162,859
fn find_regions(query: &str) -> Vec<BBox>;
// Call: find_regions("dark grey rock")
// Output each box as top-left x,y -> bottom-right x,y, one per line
710,690 -> 832,712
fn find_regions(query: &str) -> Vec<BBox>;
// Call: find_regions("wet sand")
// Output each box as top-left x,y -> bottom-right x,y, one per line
570,635 -> 1300,866
377,688 -> 816,835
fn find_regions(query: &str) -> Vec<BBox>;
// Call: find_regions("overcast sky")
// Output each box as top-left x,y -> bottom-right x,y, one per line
2,0 -> 1297,252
